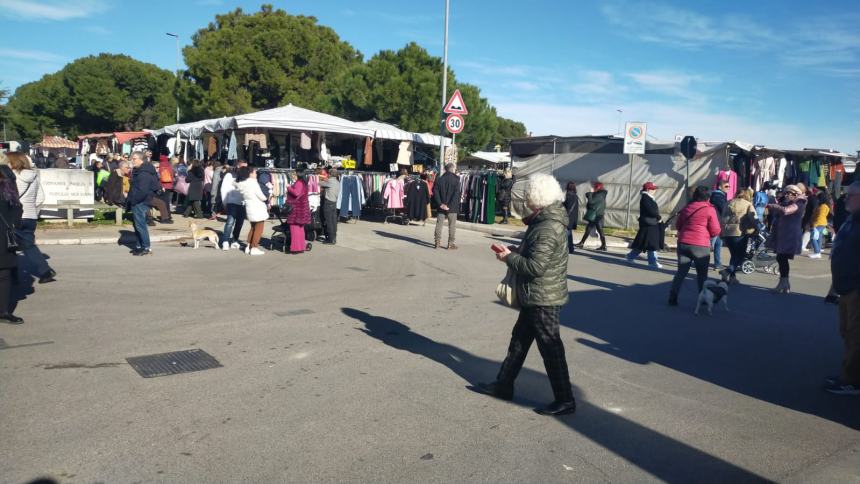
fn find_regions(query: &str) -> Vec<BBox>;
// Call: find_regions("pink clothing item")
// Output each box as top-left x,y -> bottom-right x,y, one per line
676,200 -> 721,247
289,224 -> 306,252
383,178 -> 405,209
286,178 -> 311,226
715,170 -> 738,200
307,175 -> 319,194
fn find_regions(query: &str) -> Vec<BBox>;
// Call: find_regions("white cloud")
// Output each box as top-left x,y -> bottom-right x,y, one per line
625,71 -> 709,102
0,48 -> 64,63
0,0 -> 108,21
494,101 -> 859,153
569,70 -> 626,100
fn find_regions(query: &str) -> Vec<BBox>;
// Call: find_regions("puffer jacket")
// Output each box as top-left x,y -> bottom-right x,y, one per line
721,198 -> 755,237
15,168 -> 41,220
506,202 -> 570,308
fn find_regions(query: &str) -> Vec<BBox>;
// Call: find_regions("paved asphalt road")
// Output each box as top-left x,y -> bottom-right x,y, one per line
1,219 -> 857,483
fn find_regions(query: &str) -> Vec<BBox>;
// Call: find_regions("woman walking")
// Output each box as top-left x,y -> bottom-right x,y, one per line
575,181 -> 608,251
626,182 -> 663,268
668,186 -> 721,306
720,188 -> 757,283
183,161 -> 205,219
766,184 -> 807,294
476,173 -> 576,416
0,165 -> 24,323
809,191 -> 830,259
497,169 -> 515,224
563,182 -> 579,254
286,165 -> 311,254
7,153 -> 56,284
235,166 -> 268,256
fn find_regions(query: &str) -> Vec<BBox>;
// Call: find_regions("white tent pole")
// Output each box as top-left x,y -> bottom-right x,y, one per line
625,153 -> 634,229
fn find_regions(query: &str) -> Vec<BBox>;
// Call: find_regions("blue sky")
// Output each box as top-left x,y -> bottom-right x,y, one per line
1,0 -> 858,152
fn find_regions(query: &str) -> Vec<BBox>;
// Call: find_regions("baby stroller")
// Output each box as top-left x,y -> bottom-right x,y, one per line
268,204 -> 313,253
739,224 -> 778,275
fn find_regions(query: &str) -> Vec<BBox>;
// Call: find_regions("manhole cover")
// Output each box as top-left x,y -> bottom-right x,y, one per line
126,349 -> 222,378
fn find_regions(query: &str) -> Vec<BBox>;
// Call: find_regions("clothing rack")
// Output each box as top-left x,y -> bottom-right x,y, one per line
457,169 -> 498,225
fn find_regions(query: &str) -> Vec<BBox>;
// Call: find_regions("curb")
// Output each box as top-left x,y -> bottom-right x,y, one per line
37,234 -> 187,246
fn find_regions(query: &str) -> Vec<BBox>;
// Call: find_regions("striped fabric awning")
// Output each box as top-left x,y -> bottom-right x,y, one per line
35,136 -> 77,149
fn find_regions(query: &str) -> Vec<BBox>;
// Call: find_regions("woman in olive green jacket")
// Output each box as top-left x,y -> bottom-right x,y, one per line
475,173 -> 576,417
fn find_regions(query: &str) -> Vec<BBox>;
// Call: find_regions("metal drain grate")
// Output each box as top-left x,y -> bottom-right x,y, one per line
126,349 -> 222,378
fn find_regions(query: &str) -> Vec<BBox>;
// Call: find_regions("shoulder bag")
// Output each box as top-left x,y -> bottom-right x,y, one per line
0,210 -> 19,252
495,268 -> 520,309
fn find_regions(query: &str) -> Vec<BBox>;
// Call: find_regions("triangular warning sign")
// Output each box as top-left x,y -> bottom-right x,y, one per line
443,89 -> 469,115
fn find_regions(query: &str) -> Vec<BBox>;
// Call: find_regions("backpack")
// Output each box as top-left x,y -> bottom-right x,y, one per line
159,166 -> 174,184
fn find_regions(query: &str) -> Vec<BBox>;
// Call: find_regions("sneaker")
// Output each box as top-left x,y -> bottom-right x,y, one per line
133,248 -> 152,256
230,242 -> 240,250
244,245 -> 251,255
824,383 -> 860,396
249,247 -> 265,256
222,241 -> 230,251
649,262 -> 663,269
809,253 -> 822,259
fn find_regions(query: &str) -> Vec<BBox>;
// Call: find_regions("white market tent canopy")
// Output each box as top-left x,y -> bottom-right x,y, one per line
233,104 -> 374,137
464,151 -> 510,164
356,120 -> 452,146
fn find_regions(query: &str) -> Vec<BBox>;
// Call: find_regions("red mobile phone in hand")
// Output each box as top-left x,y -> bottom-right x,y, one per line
491,244 -> 505,254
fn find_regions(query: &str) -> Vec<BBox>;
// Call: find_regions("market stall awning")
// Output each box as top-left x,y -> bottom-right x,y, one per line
357,120 -> 452,146
114,131 -> 150,144
77,132 -> 114,140
464,151 -> 510,164
34,136 -> 77,149
146,118 -> 233,138
233,104 -> 375,138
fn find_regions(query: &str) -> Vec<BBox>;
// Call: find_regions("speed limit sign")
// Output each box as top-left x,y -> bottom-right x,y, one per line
445,114 -> 464,134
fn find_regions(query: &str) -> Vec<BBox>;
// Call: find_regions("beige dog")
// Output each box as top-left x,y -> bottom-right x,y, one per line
189,222 -> 220,249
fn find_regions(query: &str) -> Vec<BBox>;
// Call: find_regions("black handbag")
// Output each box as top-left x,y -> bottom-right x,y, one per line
0,212 -> 19,253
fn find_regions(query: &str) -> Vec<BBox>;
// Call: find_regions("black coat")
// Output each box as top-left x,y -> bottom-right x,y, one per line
186,166 -> 205,202
432,172 -> 461,214
0,199 -> 22,269
497,177 -> 514,204
563,190 -> 579,230
631,193 -> 662,251
128,163 -> 161,206
583,189 -> 607,222
405,180 -> 431,221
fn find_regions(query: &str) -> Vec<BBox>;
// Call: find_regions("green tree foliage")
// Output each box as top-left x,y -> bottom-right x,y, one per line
490,117 -> 528,150
180,5 -> 362,118
329,42 -> 512,154
6,54 -> 176,141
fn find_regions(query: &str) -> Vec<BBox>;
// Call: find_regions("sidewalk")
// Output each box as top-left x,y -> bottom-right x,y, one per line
34,214 -> 679,250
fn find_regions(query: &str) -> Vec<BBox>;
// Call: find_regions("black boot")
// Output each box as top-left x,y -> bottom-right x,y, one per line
535,399 -> 576,416
0,313 -> 24,324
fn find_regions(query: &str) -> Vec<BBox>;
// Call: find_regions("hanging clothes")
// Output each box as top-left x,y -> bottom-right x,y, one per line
405,179 -> 431,221
300,132 -> 312,150
337,174 -> 366,218
227,132 -> 238,161
751,156 -> 776,192
363,137 -> 373,166
396,141 -> 413,165
715,170 -> 738,200
383,177 -> 405,209
732,152 -> 750,189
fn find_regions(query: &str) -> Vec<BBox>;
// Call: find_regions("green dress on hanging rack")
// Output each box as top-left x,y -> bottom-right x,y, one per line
484,172 -> 496,225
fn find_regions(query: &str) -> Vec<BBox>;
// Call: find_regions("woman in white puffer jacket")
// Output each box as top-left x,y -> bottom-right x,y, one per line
7,153 -> 55,283
234,166 -> 269,256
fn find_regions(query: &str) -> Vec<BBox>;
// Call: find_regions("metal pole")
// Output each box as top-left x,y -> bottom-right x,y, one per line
625,153 -> 634,229
438,0 -> 450,172
167,33 -> 180,122
685,159 -> 690,201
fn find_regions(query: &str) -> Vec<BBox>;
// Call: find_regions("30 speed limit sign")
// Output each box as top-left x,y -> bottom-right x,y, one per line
445,114 -> 465,134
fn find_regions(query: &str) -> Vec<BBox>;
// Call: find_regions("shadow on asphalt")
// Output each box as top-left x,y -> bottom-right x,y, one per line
563,275 -> 859,431
571,248 -> 678,274
344,307 -> 768,483
373,230 -> 436,248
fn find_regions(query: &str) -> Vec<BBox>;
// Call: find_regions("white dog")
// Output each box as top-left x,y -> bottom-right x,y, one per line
694,279 -> 730,316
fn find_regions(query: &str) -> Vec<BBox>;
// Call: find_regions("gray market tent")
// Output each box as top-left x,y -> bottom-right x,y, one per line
510,135 -> 739,228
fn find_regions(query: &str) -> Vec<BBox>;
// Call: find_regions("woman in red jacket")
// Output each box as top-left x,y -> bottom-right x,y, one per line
286,166 -> 311,254
668,186 -> 722,306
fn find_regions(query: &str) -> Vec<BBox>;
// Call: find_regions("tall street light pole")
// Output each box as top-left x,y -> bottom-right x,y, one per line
616,109 -> 623,136
166,32 -> 180,123
438,0 -> 450,172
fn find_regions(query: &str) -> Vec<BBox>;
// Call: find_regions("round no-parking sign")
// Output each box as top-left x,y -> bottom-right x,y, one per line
446,114 -> 464,134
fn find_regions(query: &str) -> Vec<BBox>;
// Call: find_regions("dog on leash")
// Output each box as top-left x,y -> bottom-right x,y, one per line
189,222 -> 220,249
694,278 -> 730,316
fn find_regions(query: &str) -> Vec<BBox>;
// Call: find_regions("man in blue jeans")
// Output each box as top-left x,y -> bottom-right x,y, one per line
126,151 -> 160,256
709,182 -> 729,269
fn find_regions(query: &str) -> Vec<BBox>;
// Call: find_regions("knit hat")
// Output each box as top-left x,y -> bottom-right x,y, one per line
642,182 -> 657,191
783,184 -> 802,195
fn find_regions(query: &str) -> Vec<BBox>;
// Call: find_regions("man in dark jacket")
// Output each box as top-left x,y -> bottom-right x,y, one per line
709,182 -> 729,269
827,181 -> 860,395
127,151 -> 160,256
432,163 -> 461,250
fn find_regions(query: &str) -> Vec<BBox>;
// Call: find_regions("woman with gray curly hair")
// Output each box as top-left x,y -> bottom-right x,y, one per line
475,173 -> 576,416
